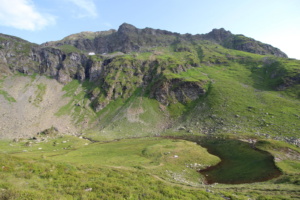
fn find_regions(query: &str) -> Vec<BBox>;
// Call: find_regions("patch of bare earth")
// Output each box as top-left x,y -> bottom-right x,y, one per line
0,75 -> 77,139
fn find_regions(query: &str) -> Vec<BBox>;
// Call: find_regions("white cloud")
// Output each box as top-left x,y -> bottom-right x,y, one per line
66,0 -> 98,18
0,0 -> 55,31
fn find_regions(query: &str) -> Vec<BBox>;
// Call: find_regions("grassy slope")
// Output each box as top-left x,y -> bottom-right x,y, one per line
55,80 -> 97,131
0,137 -> 222,200
169,43 -> 300,139
182,62 -> 300,137
0,136 -> 299,199
52,42 -> 299,142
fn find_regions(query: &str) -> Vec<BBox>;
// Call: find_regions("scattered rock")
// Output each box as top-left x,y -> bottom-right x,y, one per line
12,138 -> 19,142
206,189 -> 213,193
178,127 -> 186,131
188,129 -> 193,134
85,188 -> 92,192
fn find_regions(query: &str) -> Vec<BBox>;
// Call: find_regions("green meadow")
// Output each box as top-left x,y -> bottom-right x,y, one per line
0,135 -> 299,199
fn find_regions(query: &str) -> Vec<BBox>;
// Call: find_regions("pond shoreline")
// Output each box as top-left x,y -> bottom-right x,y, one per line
162,135 -> 282,184
197,138 -> 282,184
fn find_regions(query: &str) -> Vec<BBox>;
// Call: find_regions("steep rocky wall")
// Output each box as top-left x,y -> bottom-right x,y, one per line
150,78 -> 207,105
87,57 -> 208,111
0,35 -> 88,84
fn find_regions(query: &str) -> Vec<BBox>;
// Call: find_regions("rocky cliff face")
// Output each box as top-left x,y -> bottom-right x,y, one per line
86,56 -> 209,111
0,33 -> 89,84
43,23 -> 287,58
150,78 -> 207,105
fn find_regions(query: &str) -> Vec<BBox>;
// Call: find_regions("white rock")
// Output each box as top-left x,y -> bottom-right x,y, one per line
85,188 -> 92,192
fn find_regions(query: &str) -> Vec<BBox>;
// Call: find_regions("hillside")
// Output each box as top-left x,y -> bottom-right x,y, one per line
0,23 -> 299,144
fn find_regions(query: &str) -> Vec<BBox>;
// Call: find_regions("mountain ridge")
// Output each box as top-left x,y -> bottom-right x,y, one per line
41,23 -> 288,58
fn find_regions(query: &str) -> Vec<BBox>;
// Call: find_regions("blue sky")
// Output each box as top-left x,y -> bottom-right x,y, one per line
0,0 -> 299,59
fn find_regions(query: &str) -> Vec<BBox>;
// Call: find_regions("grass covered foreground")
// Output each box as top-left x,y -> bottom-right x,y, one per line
0,135 -> 299,199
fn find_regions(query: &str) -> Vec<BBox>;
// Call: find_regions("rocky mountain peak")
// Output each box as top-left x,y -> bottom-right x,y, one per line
206,28 -> 232,42
118,23 -> 138,34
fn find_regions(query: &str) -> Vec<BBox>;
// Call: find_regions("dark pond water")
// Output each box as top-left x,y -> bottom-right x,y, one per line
186,137 -> 282,184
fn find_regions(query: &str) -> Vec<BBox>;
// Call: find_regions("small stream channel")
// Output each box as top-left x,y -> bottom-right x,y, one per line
184,136 -> 282,184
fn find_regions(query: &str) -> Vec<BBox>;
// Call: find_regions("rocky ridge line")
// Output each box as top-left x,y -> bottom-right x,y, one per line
43,23 -> 288,57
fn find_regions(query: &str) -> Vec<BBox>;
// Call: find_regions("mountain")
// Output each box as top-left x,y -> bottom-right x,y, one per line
0,24 -> 299,145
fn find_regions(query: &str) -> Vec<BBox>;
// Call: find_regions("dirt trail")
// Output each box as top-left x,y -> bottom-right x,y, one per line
0,75 -> 78,139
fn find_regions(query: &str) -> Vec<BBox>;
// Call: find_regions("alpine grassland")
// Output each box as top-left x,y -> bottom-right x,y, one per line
0,135 -> 299,199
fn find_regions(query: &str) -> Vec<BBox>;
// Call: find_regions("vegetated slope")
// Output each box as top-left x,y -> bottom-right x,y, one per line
0,24 -> 299,143
0,134 -> 299,199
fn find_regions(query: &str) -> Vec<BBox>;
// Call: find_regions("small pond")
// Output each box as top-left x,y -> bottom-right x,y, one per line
186,137 -> 282,184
